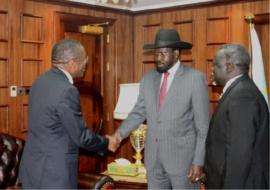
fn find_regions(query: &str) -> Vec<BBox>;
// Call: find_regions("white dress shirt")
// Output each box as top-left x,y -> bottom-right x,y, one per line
160,60 -> 180,93
221,74 -> 243,97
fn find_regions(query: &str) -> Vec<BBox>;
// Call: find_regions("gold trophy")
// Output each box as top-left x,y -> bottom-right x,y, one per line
129,124 -> 147,175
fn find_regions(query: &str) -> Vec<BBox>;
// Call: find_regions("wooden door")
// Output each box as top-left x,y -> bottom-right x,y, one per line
65,32 -> 105,173
0,0 -> 46,139
0,1 -> 13,136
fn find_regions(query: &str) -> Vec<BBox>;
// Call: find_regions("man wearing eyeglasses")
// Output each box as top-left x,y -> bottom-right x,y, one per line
113,29 -> 210,189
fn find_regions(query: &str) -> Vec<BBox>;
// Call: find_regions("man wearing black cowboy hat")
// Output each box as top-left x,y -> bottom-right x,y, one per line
114,29 -> 210,189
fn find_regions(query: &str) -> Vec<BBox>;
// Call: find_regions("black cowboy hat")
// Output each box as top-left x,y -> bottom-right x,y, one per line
143,29 -> 192,49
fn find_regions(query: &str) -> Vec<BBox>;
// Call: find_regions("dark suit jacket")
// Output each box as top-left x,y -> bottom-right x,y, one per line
19,67 -> 108,189
205,74 -> 269,189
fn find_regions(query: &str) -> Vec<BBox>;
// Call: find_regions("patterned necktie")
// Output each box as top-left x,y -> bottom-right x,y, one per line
158,72 -> 170,111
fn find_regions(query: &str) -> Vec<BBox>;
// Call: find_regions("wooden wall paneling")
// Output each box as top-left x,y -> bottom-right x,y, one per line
21,13 -> 44,43
173,8 -> 193,21
192,7 -> 207,72
91,9 -> 106,18
173,9 -> 194,67
17,10 -> 45,137
0,106 -> 9,133
20,59 -> 42,87
133,13 -> 162,80
113,14 -> 134,86
0,11 -> 8,41
67,6 -> 89,16
141,14 -> 161,74
206,3 -> 231,46
244,0 -> 270,16
134,15 -> 146,81
0,42 -> 8,59
20,97 -> 29,139
173,9 -> 194,68
145,12 -> 161,26
22,43 -> 43,63
0,7 -> 10,135
230,3 -> 247,44
162,11 -> 174,28
142,24 -> 160,74
0,58 -> 8,87
206,5 -> 232,111
1,0 -> 21,136
206,17 -> 230,45
0,89 -> 9,134
0,0 -> 8,11
0,60 -> 8,136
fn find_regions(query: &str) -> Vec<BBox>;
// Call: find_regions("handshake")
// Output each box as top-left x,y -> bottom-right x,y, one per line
106,131 -> 122,152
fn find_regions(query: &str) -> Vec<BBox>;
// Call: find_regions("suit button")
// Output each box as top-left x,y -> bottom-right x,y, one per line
157,120 -> 161,124
155,138 -> 158,142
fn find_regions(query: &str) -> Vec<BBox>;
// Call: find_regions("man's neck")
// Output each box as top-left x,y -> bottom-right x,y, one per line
54,64 -> 74,84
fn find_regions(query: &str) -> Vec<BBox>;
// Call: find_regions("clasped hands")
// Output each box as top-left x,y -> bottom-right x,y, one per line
106,131 -> 122,152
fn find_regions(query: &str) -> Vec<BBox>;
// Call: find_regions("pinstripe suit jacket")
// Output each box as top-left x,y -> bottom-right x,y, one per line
118,64 -> 210,175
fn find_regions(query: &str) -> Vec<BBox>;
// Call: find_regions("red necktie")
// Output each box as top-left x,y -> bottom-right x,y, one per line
158,72 -> 170,111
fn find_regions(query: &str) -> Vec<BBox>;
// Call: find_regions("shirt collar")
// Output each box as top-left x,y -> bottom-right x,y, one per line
223,74 -> 243,94
59,68 -> 74,84
166,60 -> 180,76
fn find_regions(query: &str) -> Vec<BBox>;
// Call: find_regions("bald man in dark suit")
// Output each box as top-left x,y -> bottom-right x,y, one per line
205,44 -> 269,189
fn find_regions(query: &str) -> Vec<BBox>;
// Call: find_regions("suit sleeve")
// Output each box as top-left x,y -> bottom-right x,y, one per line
57,86 -> 108,156
222,97 -> 257,188
191,72 -> 210,166
117,78 -> 147,139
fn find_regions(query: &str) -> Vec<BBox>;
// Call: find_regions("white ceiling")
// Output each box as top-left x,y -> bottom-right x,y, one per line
66,0 -> 216,11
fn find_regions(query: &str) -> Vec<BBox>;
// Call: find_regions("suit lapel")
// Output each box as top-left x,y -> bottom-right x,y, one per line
211,74 -> 248,125
154,72 -> 162,112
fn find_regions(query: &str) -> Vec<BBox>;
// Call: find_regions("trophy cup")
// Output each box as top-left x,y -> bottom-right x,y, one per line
129,124 -> 147,175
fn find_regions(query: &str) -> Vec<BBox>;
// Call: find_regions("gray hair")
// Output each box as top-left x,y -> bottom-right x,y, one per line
215,44 -> 250,73
52,39 -> 83,64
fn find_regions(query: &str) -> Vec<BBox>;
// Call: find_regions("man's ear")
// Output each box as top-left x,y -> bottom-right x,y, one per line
173,49 -> 180,59
225,62 -> 234,73
63,60 -> 75,73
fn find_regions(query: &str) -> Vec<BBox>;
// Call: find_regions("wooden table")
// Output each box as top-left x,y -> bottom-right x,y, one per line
103,171 -> 147,189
